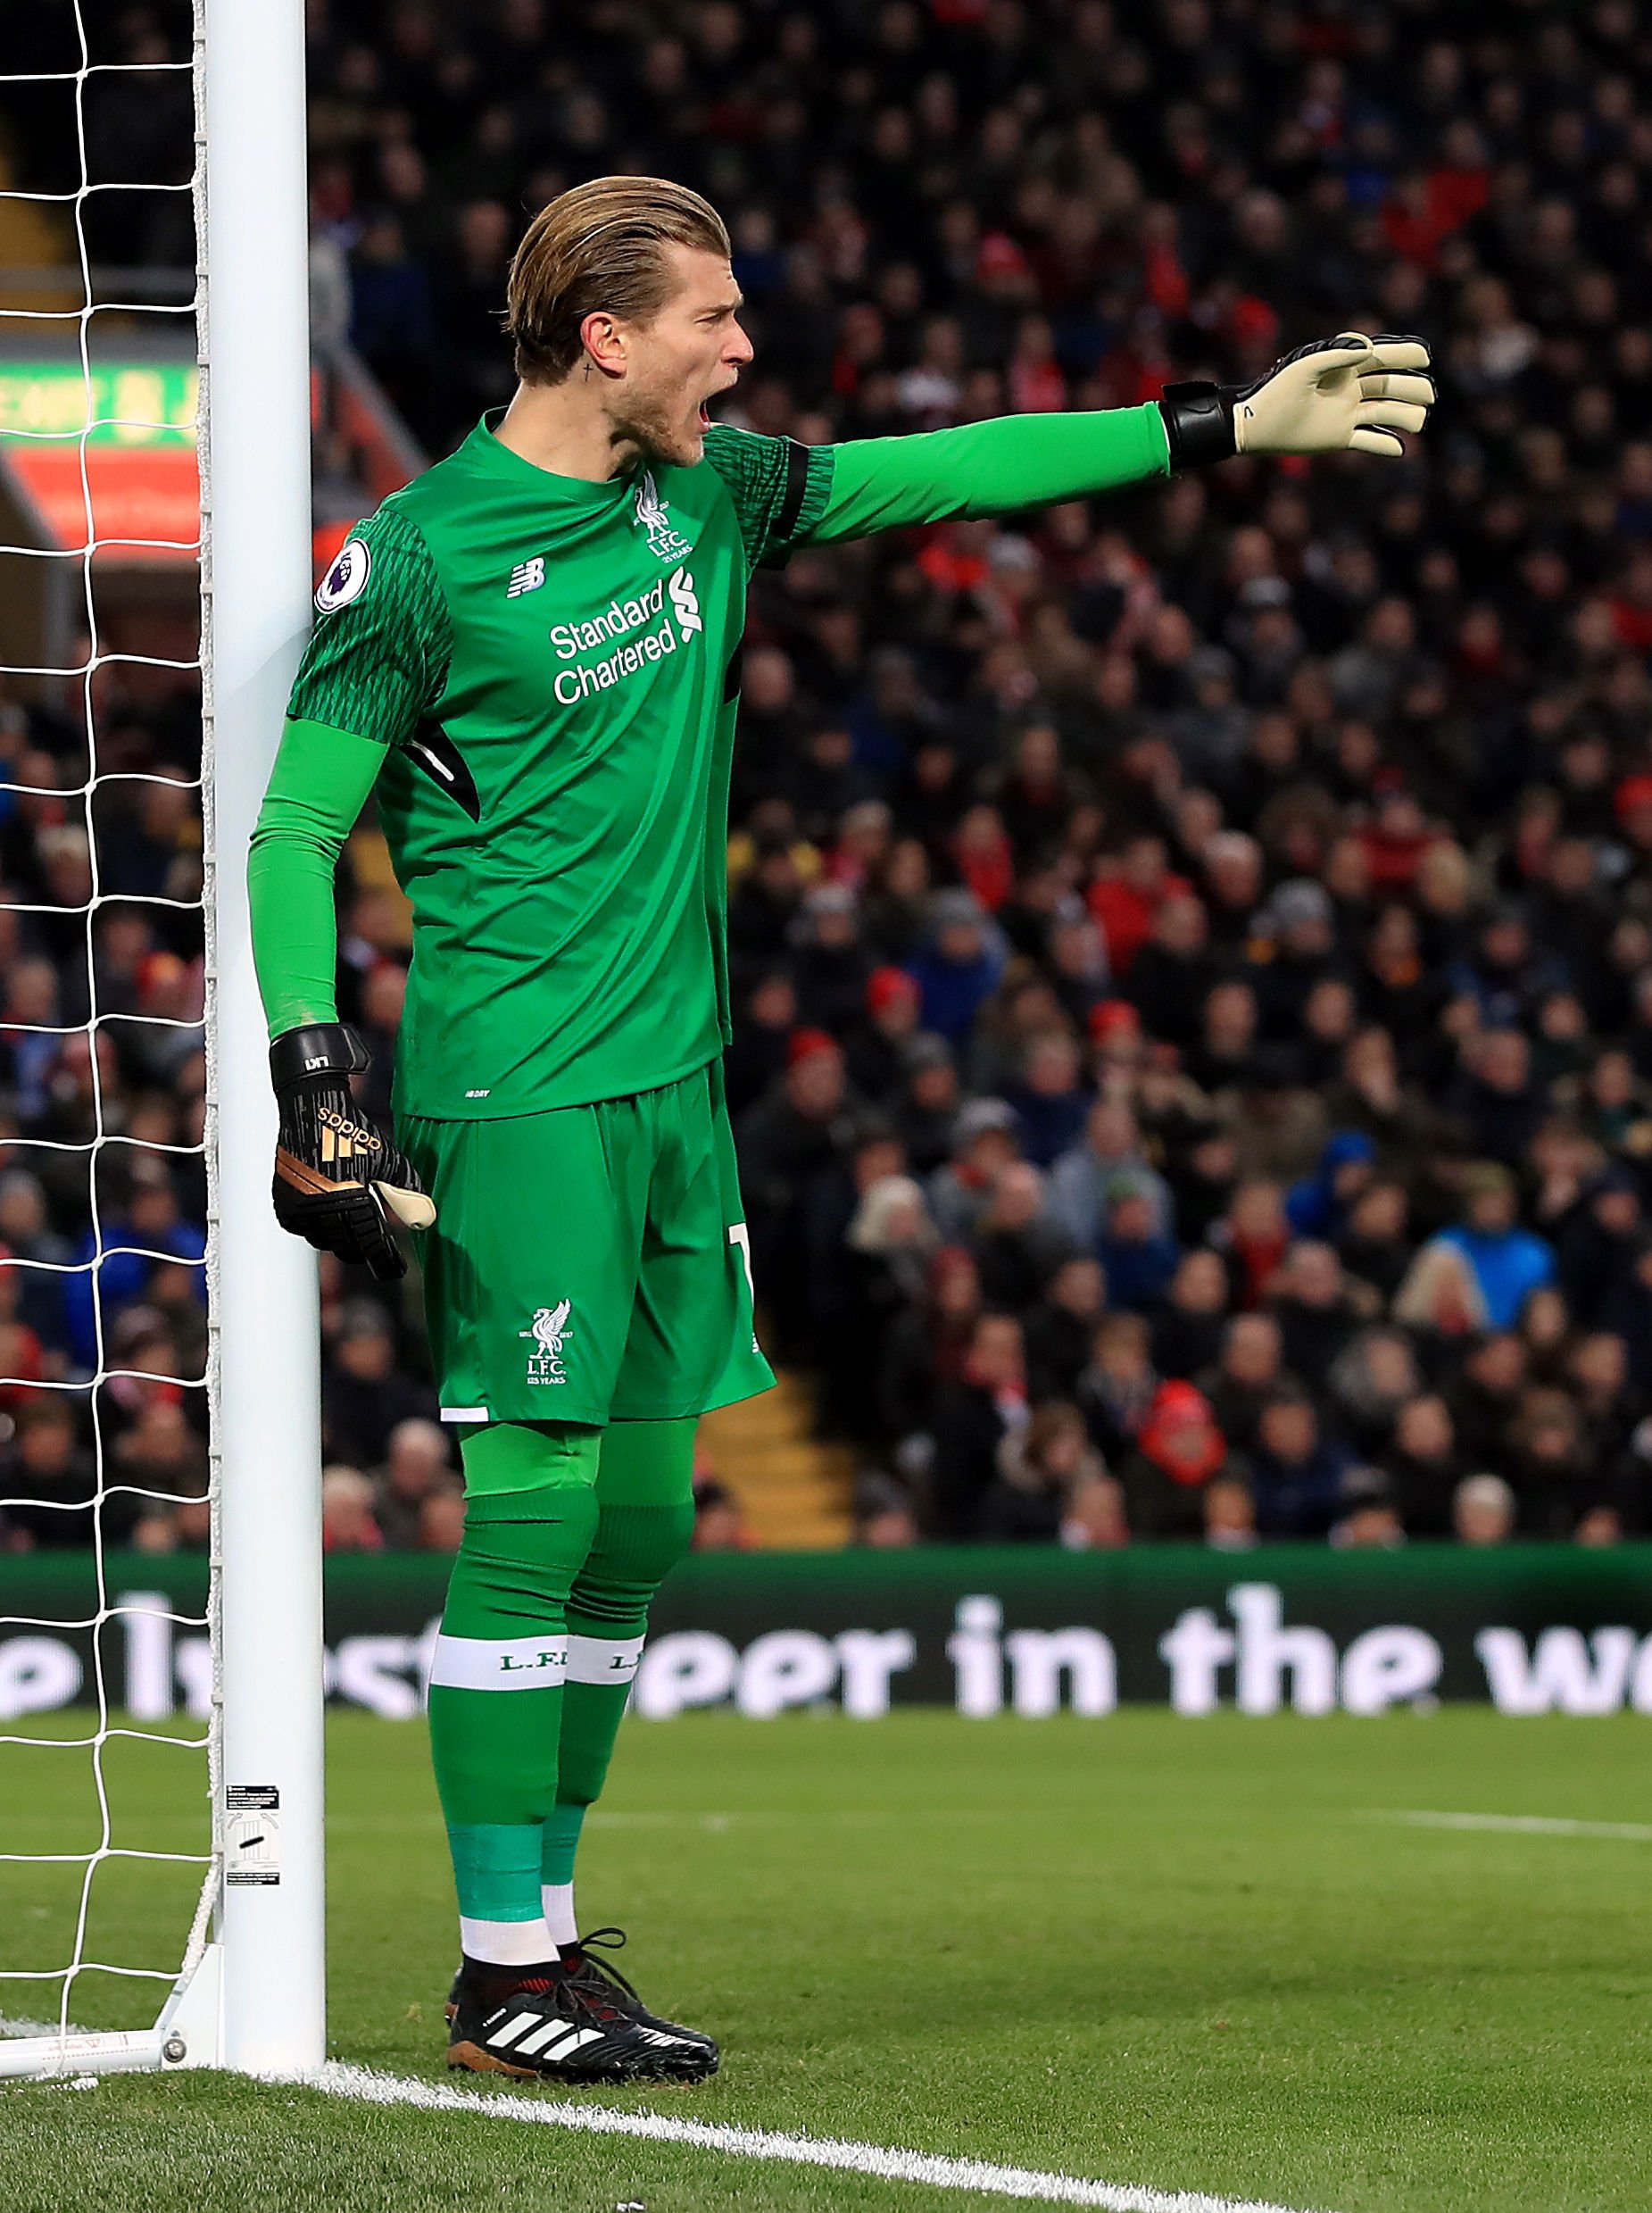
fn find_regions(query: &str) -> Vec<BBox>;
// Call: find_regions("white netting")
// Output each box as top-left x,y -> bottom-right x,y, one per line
0,0 -> 219,2050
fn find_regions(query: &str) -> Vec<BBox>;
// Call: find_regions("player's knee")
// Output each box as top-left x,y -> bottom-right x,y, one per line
569,1500 -> 696,1629
454,1422 -> 603,1596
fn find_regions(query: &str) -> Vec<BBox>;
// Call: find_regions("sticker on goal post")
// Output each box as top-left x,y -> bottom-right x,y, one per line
225,1785 -> 282,1886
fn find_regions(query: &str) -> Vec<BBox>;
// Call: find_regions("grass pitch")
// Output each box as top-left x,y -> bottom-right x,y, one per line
2,1708 -> 1650,2213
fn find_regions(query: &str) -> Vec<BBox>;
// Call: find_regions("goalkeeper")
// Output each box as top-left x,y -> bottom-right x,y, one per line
249,174 -> 1433,2083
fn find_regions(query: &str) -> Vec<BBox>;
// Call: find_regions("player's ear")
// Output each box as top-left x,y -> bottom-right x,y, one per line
578,310 -> 627,379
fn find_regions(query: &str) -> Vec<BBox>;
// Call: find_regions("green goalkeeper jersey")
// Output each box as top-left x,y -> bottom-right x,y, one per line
253,404 -> 1171,1119
278,419 -> 837,1117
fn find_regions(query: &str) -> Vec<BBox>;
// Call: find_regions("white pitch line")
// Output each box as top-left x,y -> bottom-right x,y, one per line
1373,1810 -> 1652,1842
309,2060 -> 1332,2213
3,2018 -> 1330,2211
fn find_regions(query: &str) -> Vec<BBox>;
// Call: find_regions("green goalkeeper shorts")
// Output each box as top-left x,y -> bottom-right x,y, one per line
398,1060 -> 775,1428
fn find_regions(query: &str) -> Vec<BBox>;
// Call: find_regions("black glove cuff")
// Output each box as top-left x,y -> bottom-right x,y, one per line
270,1021 -> 370,1095
1158,382 -> 1237,470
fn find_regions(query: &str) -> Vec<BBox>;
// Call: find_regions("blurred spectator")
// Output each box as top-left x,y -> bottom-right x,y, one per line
1058,1468 -> 1131,1551
372,1418 -> 458,1550
1448,1333 -> 1529,1468
1453,1474 -> 1517,1548
736,1029 -> 855,1353
1150,1249 -> 1229,1379
0,1398 -> 109,1549
1242,1393 -> 1352,1539
1213,1180 -> 1291,1310
1023,1256 -> 1106,1402
929,1312 -> 1028,1539
1003,1033 -> 1091,1169
321,1465 -> 383,1554
1049,1100 -> 1174,1251
1384,1396 -> 1465,1537
1199,1314 -> 1294,1460
977,1402 -> 1107,1543
1285,1132 -> 1376,1241
881,1244 -> 983,1446
1329,1327 -> 1425,1460
853,1472 -> 921,1549
418,1490 -> 469,1552
1203,1475 -> 1258,1552
693,1477 -> 752,1552
1269,1242 -> 1366,1376
971,1162 -> 1072,1311
1428,1166 -> 1556,1332
1095,1180 -> 1180,1311
323,1300 -> 437,1469
847,968 -> 923,1104
908,891 -> 1005,1044
1556,1168 -> 1643,1327
62,1162 -> 205,1370
926,1098 -> 1019,1244
1506,1390 -> 1600,1538
1075,1312 -> 1158,1465
1332,1469 -> 1407,1550
824,1171 -> 939,1439
1117,1381 -> 1228,1539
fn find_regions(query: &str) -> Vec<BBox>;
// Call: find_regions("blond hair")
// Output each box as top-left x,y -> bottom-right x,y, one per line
506,175 -> 730,384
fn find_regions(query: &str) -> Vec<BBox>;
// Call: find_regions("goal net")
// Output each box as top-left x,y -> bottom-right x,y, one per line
0,0 -> 323,2079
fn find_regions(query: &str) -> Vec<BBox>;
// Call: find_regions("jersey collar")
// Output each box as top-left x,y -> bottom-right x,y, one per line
468,410 -> 644,505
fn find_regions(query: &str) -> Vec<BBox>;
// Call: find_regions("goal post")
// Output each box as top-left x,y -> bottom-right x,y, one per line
0,0 -> 324,2081
202,0 -> 326,2078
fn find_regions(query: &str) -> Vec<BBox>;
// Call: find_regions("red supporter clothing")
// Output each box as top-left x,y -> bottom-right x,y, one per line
1087,869 -> 1191,976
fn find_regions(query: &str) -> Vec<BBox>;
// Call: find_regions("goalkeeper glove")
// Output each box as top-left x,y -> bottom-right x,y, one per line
269,1021 -> 435,1282
1159,332 -> 1435,467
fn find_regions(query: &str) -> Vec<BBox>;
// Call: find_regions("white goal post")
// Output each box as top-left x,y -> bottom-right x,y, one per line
0,0 -> 323,2079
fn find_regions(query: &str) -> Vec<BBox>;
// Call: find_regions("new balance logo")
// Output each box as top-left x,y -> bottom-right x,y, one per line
669,566 -> 702,636
317,1106 -> 380,1167
507,557 -> 545,597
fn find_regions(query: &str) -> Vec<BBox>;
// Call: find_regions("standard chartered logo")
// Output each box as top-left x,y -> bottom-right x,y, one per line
551,569 -> 702,704
669,566 -> 701,634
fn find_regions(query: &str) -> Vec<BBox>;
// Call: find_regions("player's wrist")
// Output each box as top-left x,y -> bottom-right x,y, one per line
269,1020 -> 371,1096
1157,382 -> 1238,469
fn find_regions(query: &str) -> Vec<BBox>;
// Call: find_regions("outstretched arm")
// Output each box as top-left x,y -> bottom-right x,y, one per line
802,403 -> 1172,544
778,331 -> 1434,553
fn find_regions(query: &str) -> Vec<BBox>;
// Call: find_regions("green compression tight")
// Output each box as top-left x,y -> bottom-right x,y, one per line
546,1418 -> 698,1892
428,1423 -> 600,1929
427,1417 -> 695,1935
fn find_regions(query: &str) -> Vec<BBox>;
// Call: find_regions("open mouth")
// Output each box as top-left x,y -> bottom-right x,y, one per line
698,375 -> 736,429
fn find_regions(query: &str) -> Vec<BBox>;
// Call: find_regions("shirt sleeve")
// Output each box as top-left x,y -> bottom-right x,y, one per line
247,717 -> 387,1038
286,502 -> 453,745
800,404 -> 1172,544
697,424 -> 836,570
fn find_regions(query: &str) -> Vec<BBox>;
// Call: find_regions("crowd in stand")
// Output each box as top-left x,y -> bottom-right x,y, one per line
8,0 -> 1652,1550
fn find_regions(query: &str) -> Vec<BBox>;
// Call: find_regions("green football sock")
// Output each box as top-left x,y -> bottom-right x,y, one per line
543,1417 -> 696,1943
428,1421 -> 601,1965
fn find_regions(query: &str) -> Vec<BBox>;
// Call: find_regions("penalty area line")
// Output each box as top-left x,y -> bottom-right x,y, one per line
1370,1810 -> 1652,1843
308,2060 -> 1332,2213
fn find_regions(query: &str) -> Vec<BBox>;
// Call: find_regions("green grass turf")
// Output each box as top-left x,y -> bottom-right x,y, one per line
2,1709 -> 1650,2213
